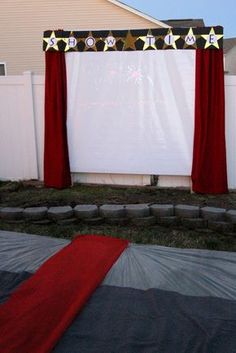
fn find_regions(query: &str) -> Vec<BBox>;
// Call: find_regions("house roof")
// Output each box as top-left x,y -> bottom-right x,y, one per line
162,19 -> 205,27
224,38 -> 236,53
106,2 -> 206,31
106,0 -> 170,28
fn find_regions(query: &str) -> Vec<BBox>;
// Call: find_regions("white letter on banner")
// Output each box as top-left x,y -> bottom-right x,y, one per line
146,35 -> 155,46
164,34 -> 173,45
105,36 -> 116,47
49,37 -> 57,46
185,35 -> 196,45
85,36 -> 96,48
68,37 -> 77,48
209,34 -> 217,44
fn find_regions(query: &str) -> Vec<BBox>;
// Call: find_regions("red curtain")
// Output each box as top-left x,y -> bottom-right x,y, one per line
191,49 -> 228,193
44,51 -> 71,188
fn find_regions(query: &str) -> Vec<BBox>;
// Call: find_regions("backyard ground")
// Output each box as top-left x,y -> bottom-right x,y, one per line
0,180 -> 236,251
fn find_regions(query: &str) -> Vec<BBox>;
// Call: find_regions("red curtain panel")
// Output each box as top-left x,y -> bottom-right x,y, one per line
191,49 -> 228,194
44,51 -> 71,188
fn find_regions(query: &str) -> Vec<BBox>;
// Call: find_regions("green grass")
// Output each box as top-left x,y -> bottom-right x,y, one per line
1,181 -> 236,208
1,182 -> 236,251
0,220 -> 235,252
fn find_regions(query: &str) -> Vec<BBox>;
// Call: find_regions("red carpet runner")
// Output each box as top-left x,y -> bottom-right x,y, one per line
0,235 -> 129,353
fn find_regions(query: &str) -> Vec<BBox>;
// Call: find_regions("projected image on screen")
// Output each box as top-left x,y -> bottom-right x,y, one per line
66,50 -> 195,175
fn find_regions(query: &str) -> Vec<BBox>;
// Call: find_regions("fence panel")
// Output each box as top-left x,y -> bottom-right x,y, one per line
0,73 -> 235,189
0,72 -> 38,180
225,75 -> 236,189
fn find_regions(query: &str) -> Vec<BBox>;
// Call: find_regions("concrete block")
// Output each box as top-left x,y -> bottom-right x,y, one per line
4,219 -> 25,224
23,207 -> 48,221
99,205 -> 125,218
157,216 -> 179,227
182,218 -> 207,230
32,219 -> 52,225
208,221 -> 233,233
56,218 -> 77,225
125,204 -> 150,218
0,207 -> 23,220
84,217 -> 104,225
48,206 -> 73,220
150,204 -> 174,217
201,207 -> 226,221
175,204 -> 200,218
74,205 -> 98,219
106,218 -> 129,226
226,210 -> 236,223
130,216 -> 156,226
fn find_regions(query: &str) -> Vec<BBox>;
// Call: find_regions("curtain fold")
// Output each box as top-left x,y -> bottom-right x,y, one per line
191,49 -> 228,193
44,51 -> 71,188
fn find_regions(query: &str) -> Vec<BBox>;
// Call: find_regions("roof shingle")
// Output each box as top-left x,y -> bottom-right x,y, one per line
162,19 -> 205,28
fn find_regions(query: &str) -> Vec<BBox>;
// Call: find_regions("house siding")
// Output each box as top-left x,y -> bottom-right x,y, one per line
0,0 -> 162,75
225,46 -> 236,75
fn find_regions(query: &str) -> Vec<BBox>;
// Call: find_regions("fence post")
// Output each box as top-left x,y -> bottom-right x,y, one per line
23,71 -> 39,180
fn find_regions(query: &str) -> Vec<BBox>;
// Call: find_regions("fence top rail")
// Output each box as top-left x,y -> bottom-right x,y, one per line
0,73 -> 235,90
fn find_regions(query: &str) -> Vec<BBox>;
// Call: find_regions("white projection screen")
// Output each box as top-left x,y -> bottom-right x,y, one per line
66,50 -> 195,175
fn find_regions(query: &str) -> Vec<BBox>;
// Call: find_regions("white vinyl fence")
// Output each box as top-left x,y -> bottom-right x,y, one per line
0,72 -> 43,181
0,72 -> 236,188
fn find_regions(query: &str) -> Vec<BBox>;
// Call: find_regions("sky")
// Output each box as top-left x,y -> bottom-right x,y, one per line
122,0 -> 235,38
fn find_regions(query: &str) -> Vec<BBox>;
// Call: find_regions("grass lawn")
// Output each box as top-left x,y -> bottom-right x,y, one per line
0,220 -> 235,252
0,181 -> 236,251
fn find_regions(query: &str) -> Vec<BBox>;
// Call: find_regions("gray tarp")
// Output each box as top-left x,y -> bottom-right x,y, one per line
1,230 -> 236,353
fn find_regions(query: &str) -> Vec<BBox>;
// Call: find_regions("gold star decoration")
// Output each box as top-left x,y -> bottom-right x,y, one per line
123,30 -> 137,50
138,29 -> 156,50
79,31 -> 97,51
183,28 -> 197,49
163,29 -> 180,49
201,27 -> 223,49
62,31 -> 77,52
44,31 -> 60,51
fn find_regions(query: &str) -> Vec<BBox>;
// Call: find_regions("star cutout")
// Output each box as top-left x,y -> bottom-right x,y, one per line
44,31 -> 60,51
62,32 -> 77,52
138,29 -> 156,50
80,31 -> 97,51
201,27 -> 223,49
163,29 -> 180,49
123,30 -> 137,50
103,31 -> 118,51
183,28 -> 197,49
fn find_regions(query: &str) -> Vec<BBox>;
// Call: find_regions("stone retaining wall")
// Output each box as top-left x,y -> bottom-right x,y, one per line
1,204 -> 236,233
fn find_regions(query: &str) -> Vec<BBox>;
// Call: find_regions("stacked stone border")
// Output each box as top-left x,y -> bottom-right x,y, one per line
1,204 -> 236,233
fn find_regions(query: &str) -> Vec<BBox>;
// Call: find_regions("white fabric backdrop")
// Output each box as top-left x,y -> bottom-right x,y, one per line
66,50 -> 195,175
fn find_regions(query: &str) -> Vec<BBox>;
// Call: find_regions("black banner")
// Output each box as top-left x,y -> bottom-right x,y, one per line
43,26 -> 223,52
